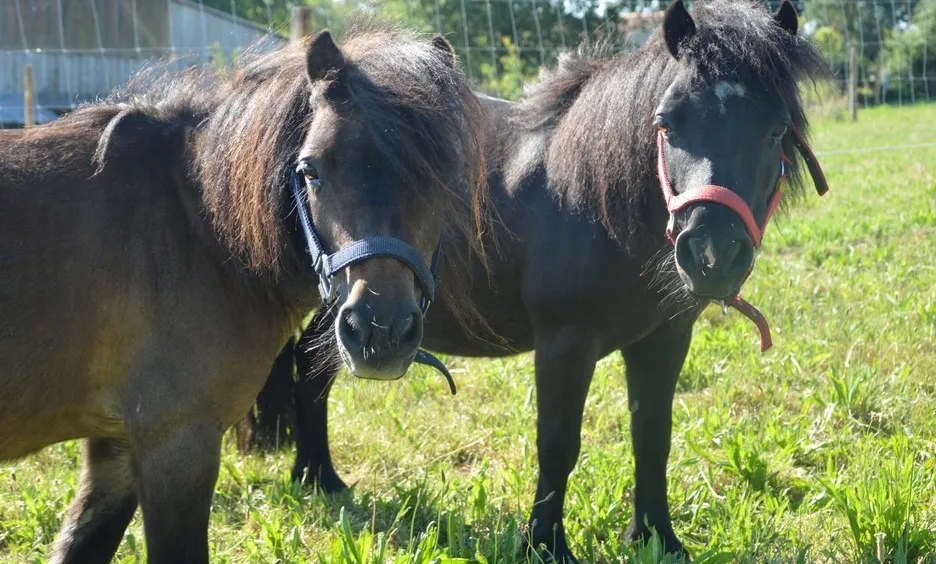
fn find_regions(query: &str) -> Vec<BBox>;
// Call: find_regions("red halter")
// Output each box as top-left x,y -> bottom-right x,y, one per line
656,122 -> 829,352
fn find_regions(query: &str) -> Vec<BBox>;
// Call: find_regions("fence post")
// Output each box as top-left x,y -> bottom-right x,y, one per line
23,64 -> 35,129
291,7 -> 315,41
848,44 -> 858,121
875,62 -> 882,106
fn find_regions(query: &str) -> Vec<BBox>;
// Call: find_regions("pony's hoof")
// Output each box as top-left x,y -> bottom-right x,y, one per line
525,528 -> 578,563
624,521 -> 690,561
527,544 -> 578,564
292,464 -> 348,494
316,473 -> 348,494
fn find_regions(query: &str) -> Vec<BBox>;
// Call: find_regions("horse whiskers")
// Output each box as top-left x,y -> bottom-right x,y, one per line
296,305 -> 343,400
643,246 -> 678,291
661,289 -> 697,318
303,323 -> 336,355
642,246 -> 699,318
666,299 -> 699,323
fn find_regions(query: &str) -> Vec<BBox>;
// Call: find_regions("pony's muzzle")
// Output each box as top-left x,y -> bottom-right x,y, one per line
334,280 -> 423,380
674,226 -> 754,300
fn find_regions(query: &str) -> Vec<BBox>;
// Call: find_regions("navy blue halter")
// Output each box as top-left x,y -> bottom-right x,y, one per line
290,170 -> 442,313
290,169 -> 456,394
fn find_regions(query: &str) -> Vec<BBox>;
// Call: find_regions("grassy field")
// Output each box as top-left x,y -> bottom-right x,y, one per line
1,103 -> 935,563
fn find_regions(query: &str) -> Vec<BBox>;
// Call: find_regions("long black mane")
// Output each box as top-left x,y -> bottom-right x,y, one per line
516,0 -> 829,252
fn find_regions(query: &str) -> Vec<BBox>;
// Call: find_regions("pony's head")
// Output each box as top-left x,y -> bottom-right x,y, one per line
201,21 -> 485,381
655,0 -> 828,301
296,28 -> 484,380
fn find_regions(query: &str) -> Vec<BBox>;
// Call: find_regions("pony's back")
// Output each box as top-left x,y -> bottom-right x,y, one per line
0,107 -> 207,460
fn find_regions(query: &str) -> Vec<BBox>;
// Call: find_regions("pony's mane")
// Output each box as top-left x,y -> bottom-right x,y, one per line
30,16 -> 490,329
516,0 -> 830,251
198,17 -> 488,279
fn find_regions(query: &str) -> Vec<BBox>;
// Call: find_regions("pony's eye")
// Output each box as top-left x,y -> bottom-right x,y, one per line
296,160 -> 322,191
770,124 -> 789,140
298,161 -> 319,181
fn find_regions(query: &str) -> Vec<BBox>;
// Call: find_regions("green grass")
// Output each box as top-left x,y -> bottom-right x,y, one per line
2,103 -> 935,563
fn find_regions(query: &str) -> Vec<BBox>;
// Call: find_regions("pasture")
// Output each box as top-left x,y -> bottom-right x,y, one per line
1,102 -> 934,563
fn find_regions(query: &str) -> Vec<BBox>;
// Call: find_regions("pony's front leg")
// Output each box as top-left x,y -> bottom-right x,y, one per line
291,309 -> 346,492
621,323 -> 693,558
50,438 -> 138,564
292,346 -> 348,493
527,326 -> 599,563
132,421 -> 222,564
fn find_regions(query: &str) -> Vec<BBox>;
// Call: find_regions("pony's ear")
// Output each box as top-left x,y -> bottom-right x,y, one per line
431,34 -> 458,67
306,30 -> 344,82
663,0 -> 696,60
773,0 -> 799,36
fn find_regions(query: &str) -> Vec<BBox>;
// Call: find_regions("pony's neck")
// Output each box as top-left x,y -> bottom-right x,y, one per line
181,126 -> 318,320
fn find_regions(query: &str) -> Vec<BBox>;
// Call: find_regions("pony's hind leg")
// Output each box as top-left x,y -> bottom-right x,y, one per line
133,422 -> 222,564
50,438 -> 138,564
292,309 -> 346,492
527,327 -> 599,563
620,323 -> 693,558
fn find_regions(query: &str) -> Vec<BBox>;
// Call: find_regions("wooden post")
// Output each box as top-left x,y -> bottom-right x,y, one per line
848,44 -> 858,121
291,6 -> 315,41
23,64 -> 35,129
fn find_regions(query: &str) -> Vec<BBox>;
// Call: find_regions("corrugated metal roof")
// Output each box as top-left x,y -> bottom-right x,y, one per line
0,0 -> 286,113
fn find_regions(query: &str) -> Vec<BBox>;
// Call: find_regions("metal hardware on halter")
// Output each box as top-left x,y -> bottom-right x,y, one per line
290,168 -> 456,394
655,122 -> 829,352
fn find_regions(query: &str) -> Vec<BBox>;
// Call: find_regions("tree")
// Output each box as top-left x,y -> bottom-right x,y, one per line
200,0 -> 357,36
201,0 -> 633,98
201,1 -> 935,104
377,0 -> 631,97
881,0 -> 936,102
802,0 -> 931,104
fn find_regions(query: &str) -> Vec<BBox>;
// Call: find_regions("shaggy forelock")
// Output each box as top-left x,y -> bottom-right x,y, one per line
678,0 -> 831,208
196,15 -> 487,279
337,21 -> 486,223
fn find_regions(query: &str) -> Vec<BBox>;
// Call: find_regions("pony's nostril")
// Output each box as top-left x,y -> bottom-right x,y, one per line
395,313 -> 415,339
686,236 -> 709,269
723,239 -> 741,266
392,310 -> 423,354
675,233 -> 702,277
731,240 -> 755,274
337,305 -> 370,351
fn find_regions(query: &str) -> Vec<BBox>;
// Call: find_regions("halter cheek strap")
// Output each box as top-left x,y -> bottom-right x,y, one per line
291,170 -> 457,394
657,131 -> 791,249
291,171 -> 441,313
656,122 -> 828,352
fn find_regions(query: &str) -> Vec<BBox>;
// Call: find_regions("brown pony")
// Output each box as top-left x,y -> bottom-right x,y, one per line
0,18 -> 485,564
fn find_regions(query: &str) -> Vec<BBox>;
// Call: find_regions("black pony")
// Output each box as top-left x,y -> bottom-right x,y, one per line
251,0 -> 831,559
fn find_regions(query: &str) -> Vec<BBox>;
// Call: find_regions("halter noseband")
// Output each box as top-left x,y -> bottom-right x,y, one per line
291,169 -> 457,394
656,122 -> 829,352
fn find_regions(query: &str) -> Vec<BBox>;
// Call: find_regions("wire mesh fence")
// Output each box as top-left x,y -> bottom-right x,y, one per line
1,0 -> 933,136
